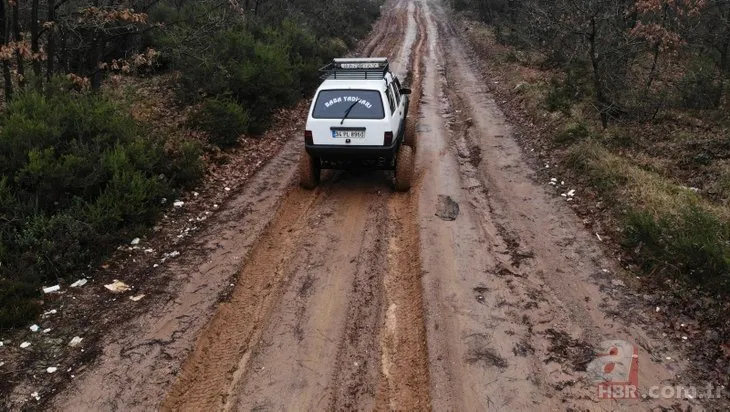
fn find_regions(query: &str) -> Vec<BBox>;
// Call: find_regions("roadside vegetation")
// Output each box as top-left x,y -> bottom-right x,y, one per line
0,0 -> 382,329
452,0 -> 729,311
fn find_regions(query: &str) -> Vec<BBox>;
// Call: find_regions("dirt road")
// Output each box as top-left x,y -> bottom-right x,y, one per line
52,0 -> 695,410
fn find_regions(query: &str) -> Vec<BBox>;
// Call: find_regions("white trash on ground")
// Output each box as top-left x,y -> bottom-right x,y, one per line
20,342 -> 31,348
104,280 -> 131,293
162,251 -> 181,262
29,325 -> 39,332
173,200 -> 185,208
42,285 -> 61,294
46,367 -> 57,373
129,294 -> 146,302
70,279 -> 88,288
130,238 -> 141,245
68,336 -> 83,347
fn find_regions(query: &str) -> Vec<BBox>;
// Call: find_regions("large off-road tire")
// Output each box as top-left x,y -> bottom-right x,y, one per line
394,144 -> 414,192
299,150 -> 320,189
403,117 -> 417,150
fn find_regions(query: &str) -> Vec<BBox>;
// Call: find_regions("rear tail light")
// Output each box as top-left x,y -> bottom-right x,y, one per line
304,130 -> 313,145
384,131 -> 394,146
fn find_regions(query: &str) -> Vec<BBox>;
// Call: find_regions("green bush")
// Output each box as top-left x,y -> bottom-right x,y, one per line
555,121 -> 591,145
0,278 -> 43,330
545,78 -> 574,114
190,97 -> 249,148
166,139 -> 206,188
624,206 -> 730,290
0,85 -> 204,328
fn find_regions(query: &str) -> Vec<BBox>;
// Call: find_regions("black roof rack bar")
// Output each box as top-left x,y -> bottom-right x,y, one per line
319,58 -> 390,80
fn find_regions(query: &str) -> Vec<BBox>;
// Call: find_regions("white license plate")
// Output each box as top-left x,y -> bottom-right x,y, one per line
332,130 -> 365,139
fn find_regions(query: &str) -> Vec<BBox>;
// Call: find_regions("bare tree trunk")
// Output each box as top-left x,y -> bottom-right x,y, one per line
90,0 -> 103,92
589,16 -> 609,128
31,0 -> 42,88
1,0 -> 13,102
91,34 -> 103,91
12,0 -> 24,89
47,0 -> 56,83
644,43 -> 661,94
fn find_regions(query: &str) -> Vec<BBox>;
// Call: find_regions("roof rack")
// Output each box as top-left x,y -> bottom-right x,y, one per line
319,58 -> 390,80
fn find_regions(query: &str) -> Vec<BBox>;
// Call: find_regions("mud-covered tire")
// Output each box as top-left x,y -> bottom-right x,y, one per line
404,117 -> 417,150
299,150 -> 320,189
394,144 -> 413,192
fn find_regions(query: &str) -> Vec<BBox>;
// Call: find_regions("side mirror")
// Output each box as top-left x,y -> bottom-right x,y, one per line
400,88 -> 412,95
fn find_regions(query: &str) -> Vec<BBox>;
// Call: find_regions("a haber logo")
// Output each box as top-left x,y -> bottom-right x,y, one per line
586,340 -> 639,399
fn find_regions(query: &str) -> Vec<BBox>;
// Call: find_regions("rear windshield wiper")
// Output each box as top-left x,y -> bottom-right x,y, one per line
340,100 -> 360,125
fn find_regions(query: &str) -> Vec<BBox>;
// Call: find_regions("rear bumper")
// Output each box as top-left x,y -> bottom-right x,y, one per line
305,142 -> 397,160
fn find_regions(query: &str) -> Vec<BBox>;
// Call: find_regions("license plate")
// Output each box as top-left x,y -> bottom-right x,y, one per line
332,130 -> 365,139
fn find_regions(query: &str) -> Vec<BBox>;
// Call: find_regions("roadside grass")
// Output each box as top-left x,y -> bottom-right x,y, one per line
463,20 -> 730,296
567,140 -> 730,290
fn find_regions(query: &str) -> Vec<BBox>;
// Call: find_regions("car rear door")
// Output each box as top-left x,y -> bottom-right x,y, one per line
387,82 -> 405,141
308,88 -> 388,146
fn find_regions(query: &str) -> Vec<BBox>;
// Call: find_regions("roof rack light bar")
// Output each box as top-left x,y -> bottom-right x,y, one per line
320,57 -> 390,80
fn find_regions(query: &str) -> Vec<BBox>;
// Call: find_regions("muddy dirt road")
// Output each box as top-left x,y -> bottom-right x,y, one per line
51,0 -> 696,410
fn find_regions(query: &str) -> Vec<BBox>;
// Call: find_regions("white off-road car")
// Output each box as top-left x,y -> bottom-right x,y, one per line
300,57 -> 415,191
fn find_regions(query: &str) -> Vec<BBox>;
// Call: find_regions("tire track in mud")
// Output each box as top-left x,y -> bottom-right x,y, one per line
160,188 -> 323,411
229,184 -> 388,411
326,198 -> 389,411
363,0 -> 406,57
331,3 -> 433,409
374,4 -> 432,411
369,0 -> 411,59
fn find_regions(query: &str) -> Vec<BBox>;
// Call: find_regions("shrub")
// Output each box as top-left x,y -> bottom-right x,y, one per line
555,121 -> 591,145
0,85 -> 204,328
190,97 -> 249,148
0,278 -> 42,330
624,205 -> 730,290
545,78 -> 574,114
676,59 -> 723,110
166,139 -> 206,188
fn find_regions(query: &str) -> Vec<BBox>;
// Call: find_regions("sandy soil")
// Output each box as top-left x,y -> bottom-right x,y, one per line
39,0 -> 716,410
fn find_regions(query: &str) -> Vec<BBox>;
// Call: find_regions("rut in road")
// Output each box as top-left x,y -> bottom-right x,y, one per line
162,1 -> 433,410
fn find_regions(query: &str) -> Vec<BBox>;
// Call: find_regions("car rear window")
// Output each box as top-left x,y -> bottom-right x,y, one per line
312,90 -> 385,119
